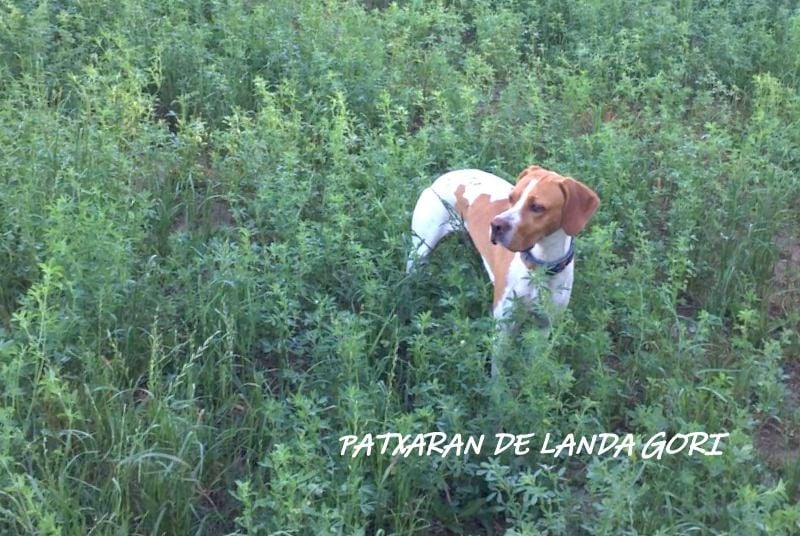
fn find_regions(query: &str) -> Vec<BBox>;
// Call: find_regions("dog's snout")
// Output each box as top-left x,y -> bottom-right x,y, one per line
490,217 -> 511,245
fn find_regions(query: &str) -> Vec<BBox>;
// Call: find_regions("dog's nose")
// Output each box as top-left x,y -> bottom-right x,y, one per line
490,218 -> 511,244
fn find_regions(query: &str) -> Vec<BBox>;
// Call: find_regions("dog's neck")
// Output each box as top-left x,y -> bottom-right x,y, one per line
520,229 -> 574,276
529,228 -> 571,263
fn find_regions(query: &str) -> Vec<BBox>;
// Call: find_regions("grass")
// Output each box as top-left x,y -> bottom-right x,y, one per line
1,0 -> 800,533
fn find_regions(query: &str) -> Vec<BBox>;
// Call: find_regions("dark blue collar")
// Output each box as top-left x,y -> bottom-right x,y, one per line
520,239 -> 574,275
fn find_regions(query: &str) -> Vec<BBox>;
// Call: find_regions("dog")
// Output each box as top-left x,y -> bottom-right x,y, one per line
406,165 -> 599,373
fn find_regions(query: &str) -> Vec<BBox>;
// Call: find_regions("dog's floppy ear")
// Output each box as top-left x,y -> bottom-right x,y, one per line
559,178 -> 600,236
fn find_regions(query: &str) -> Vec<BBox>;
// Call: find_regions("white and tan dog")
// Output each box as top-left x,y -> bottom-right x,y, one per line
407,165 -> 599,343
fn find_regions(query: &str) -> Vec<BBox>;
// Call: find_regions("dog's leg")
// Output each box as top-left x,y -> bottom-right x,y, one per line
406,187 -> 456,273
490,292 -> 554,378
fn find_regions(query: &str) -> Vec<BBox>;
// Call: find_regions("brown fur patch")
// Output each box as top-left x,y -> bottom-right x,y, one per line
454,185 -> 515,306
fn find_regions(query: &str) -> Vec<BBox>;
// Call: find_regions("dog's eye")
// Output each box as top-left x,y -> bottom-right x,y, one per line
529,203 -> 544,213
508,194 -> 517,204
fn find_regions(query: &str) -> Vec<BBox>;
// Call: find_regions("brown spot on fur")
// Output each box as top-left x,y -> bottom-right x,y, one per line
454,184 -> 515,307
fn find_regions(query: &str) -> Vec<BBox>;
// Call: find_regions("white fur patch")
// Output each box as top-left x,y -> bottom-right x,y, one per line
430,169 -> 512,207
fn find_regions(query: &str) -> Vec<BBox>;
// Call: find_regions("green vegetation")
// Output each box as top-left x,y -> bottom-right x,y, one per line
1,0 -> 800,533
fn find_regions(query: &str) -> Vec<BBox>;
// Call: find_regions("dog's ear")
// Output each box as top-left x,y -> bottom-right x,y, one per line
559,178 -> 599,236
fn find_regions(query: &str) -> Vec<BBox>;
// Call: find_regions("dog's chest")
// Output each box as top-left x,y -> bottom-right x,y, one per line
492,256 -> 574,318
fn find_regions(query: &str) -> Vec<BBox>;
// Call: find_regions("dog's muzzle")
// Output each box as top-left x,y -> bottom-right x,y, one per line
490,217 -> 511,245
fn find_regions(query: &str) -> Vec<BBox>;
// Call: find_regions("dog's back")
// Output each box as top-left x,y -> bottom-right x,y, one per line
407,169 -> 513,277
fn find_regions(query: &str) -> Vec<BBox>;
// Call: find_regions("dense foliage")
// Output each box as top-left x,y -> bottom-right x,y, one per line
1,0 -> 800,533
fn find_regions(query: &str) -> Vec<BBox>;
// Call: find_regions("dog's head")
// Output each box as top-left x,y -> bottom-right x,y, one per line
490,165 -> 600,251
